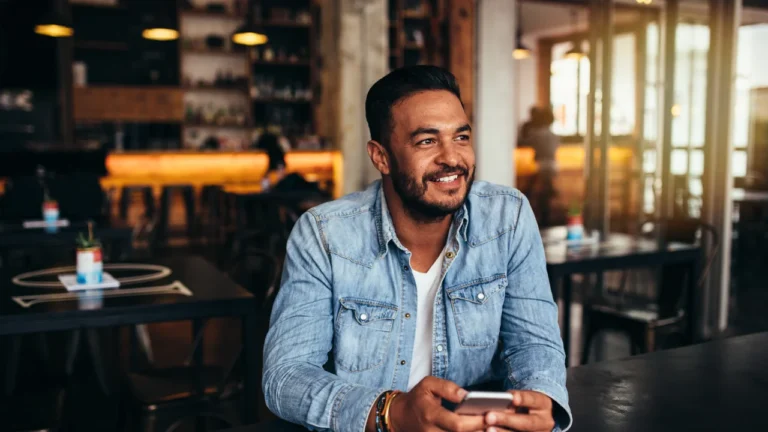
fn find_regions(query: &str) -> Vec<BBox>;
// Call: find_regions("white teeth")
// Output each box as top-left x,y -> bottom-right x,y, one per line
436,175 -> 458,182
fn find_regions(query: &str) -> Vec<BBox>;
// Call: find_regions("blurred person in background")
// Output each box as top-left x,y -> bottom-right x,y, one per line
520,105 -> 560,227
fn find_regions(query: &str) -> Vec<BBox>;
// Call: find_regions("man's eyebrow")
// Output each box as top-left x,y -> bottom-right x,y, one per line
456,124 -> 471,133
409,127 -> 440,139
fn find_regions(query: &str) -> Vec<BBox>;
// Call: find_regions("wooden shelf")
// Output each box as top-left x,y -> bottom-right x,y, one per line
75,40 -> 130,51
181,9 -> 245,20
404,42 -> 426,51
185,122 -> 252,130
252,60 -> 310,67
184,85 -> 249,94
252,99 -> 312,105
70,2 -> 127,10
258,21 -> 311,28
183,48 -> 249,57
402,10 -> 430,19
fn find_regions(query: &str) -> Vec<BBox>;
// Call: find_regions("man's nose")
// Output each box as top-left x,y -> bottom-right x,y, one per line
435,140 -> 459,167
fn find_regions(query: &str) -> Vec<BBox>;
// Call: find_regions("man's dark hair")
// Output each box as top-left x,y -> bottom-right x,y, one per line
365,65 -> 462,146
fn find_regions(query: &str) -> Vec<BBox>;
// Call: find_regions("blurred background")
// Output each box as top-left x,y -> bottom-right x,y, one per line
1,0 -> 767,430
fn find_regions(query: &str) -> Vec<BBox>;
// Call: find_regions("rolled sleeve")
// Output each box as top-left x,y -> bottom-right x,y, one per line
332,386 -> 387,432
508,375 -> 572,431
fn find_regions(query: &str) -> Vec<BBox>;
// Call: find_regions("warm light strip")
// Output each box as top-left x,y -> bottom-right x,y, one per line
35,24 -> 73,37
142,28 -> 179,41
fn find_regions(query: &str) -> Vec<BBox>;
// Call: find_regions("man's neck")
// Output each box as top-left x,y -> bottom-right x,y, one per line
382,181 -> 452,272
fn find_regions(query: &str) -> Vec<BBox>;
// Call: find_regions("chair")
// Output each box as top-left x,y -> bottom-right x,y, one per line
581,218 -> 720,364
126,251 -> 280,432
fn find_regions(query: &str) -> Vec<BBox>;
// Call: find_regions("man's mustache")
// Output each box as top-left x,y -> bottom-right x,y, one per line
424,165 -> 470,182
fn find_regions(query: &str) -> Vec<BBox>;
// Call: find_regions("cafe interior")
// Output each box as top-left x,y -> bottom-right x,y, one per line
1,0 -> 767,430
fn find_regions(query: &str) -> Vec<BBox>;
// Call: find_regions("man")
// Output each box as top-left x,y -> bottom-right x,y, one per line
263,66 -> 571,432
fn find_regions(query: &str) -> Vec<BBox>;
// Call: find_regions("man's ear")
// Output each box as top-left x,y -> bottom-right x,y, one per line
367,140 -> 391,176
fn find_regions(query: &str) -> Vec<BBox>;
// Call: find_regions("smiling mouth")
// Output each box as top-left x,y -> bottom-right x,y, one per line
434,174 -> 459,183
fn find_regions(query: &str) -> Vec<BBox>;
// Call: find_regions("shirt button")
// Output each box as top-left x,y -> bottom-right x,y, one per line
400,360 -> 406,365
477,293 -> 485,300
360,313 -> 368,321
403,265 -> 409,271
437,345 -> 444,352
446,251 -> 455,259
405,313 -> 411,319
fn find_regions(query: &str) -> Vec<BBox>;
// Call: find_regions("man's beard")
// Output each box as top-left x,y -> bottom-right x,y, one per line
388,155 -> 474,223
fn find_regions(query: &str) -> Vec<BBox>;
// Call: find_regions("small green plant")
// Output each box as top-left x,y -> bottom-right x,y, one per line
567,201 -> 582,217
76,221 -> 101,249
42,186 -> 54,203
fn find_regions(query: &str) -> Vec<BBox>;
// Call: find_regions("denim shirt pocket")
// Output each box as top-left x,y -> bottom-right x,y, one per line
446,274 -> 507,348
334,297 -> 398,372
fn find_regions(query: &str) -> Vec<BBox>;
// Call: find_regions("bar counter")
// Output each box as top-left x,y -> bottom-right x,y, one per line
101,149 -> 343,197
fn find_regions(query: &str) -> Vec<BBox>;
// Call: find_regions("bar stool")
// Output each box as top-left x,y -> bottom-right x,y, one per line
120,185 -> 156,222
157,185 -> 196,242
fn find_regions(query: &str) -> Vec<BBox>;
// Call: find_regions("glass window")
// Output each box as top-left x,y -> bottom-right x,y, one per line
551,41 -> 589,137
732,151 -> 748,177
611,33 -> 636,136
671,149 -> 688,175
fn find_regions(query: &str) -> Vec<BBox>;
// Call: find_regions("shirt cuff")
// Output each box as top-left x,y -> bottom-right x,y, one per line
331,384 -> 388,432
511,377 -> 572,432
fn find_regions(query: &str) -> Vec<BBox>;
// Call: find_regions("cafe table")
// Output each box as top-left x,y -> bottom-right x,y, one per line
0,255 -> 261,423
0,219 -> 134,261
541,227 -> 701,364
224,332 -> 768,432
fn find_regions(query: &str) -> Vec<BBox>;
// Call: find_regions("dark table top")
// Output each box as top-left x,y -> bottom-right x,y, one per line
0,219 -> 132,249
541,228 -> 700,275
227,332 -> 768,432
0,255 -> 256,335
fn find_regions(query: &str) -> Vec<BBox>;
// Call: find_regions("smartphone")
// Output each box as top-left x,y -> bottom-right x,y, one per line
453,391 -> 514,415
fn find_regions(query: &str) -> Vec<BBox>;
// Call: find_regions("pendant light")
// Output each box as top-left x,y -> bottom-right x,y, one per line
142,13 -> 179,41
513,2 -> 531,60
35,0 -> 73,38
564,9 -> 586,60
232,0 -> 268,46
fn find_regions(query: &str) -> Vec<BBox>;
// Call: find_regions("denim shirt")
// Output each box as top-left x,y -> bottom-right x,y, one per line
263,180 -> 572,432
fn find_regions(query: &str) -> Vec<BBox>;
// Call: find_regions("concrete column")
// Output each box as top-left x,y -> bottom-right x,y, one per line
475,0 -> 516,187
320,0 -> 388,195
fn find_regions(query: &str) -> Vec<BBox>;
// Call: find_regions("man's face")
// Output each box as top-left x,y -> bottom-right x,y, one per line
380,90 -> 475,219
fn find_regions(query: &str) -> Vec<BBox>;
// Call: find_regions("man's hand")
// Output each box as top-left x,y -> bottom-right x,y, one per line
484,391 -> 556,432
388,377 -> 487,432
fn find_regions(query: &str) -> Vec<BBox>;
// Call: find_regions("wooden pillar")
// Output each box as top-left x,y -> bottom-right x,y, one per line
449,0 -> 475,122
701,0 -> 741,338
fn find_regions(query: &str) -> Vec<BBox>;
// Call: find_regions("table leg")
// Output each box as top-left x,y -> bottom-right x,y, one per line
686,257 -> 701,344
242,312 -> 259,423
562,275 -> 573,365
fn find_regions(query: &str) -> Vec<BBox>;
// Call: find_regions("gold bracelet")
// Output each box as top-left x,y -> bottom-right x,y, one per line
383,390 -> 401,432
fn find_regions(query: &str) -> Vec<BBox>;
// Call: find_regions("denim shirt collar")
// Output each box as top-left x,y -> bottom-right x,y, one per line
373,180 -> 470,255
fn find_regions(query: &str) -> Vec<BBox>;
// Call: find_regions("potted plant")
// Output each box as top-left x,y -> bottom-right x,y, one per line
566,201 -> 584,241
75,222 -> 103,285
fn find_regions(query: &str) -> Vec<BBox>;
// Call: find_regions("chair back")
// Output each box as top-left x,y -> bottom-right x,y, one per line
229,248 -> 281,309
641,218 -> 720,319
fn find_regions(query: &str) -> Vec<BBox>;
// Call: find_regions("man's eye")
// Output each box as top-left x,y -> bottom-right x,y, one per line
456,135 -> 470,141
418,138 -> 436,145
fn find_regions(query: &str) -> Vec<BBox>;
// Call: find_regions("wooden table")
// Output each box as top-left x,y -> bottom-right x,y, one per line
224,332 -> 768,431
0,255 -> 260,423
541,228 -> 701,364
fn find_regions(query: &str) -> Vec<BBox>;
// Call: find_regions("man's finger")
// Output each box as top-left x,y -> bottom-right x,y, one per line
510,391 -> 553,410
433,410 -> 486,432
486,411 -> 555,432
421,376 -> 468,403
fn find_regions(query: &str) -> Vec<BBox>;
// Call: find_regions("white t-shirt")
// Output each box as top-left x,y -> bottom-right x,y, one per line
407,253 -> 445,391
